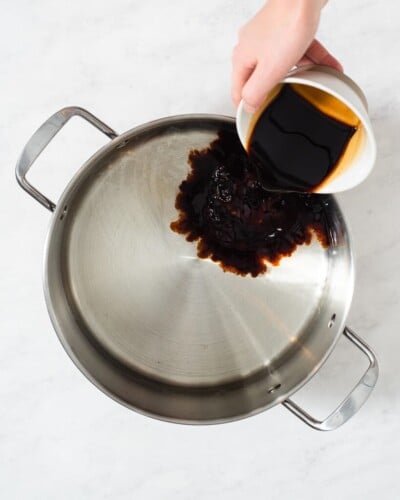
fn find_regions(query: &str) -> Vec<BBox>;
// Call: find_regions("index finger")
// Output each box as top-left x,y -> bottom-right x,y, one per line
231,48 -> 256,107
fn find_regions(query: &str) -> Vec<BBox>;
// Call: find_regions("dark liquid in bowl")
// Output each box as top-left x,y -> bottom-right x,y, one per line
170,127 -> 330,277
248,84 -> 357,192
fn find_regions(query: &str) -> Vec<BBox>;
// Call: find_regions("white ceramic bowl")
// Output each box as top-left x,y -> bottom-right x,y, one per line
236,65 -> 377,193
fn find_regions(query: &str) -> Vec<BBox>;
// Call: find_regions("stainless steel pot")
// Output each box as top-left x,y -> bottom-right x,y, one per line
16,107 -> 378,430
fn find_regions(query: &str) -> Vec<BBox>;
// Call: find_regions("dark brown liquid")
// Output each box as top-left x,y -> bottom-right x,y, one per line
249,84 -> 357,192
170,127 -> 330,277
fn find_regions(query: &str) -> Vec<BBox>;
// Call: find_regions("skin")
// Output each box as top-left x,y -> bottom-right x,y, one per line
232,0 -> 343,113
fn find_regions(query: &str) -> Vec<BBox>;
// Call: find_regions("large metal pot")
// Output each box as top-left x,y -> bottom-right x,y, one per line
16,107 -> 378,430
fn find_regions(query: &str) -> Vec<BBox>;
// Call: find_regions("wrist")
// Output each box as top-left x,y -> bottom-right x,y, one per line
266,0 -> 325,18
293,0 -> 324,31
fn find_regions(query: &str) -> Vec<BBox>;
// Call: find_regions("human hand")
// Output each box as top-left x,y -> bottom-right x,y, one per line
232,0 -> 343,113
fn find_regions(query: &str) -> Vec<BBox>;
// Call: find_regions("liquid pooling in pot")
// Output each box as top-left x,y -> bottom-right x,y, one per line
170,128 -> 330,277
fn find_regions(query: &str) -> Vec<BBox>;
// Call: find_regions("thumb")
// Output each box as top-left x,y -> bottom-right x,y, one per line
305,39 -> 343,72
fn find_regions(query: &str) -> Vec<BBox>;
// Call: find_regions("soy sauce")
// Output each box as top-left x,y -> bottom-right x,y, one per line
170,127 -> 330,277
248,84 -> 358,192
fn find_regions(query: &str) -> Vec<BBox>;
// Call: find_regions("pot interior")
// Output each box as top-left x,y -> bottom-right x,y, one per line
44,116 -> 353,423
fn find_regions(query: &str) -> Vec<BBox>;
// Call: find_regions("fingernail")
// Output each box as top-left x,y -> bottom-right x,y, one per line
243,102 -> 257,114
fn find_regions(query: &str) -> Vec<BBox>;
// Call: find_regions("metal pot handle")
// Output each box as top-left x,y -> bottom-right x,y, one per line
15,107 -> 118,212
282,326 -> 378,431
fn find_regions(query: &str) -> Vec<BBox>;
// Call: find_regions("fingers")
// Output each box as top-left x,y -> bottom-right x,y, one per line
231,38 -> 343,113
241,62 -> 285,113
231,47 -> 256,108
296,55 -> 314,67
231,62 -> 255,108
305,39 -> 343,72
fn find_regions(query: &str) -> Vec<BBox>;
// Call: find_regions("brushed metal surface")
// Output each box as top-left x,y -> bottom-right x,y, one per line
42,115 -> 355,423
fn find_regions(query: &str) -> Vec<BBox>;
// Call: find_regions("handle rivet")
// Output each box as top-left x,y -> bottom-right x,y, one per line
60,205 -> 68,220
268,383 -> 281,394
328,313 -> 336,328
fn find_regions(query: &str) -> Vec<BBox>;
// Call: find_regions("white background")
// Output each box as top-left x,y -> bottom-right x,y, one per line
1,1 -> 400,498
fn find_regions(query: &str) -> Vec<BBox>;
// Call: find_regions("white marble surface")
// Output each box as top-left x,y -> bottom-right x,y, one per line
1,0 -> 400,498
